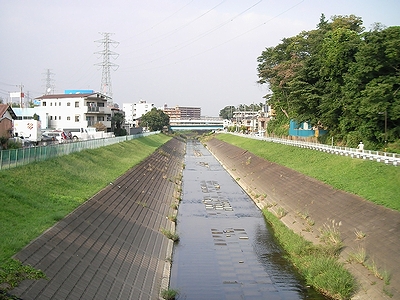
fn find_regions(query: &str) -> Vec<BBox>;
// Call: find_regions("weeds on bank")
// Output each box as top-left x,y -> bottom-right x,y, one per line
262,209 -> 355,300
161,288 -> 179,300
168,215 -> 177,223
160,228 -> 179,242
276,207 -> 287,219
354,228 -> 366,240
0,259 -> 47,295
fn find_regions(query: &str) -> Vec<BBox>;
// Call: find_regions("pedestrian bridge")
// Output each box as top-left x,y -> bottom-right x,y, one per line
169,119 -> 224,131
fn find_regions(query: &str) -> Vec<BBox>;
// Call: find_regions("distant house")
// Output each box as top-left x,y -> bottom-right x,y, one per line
123,99 -> 155,127
35,92 -> 113,131
0,104 -> 17,138
289,120 -> 327,138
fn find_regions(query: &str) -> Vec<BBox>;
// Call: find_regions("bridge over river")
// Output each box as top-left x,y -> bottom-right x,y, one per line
169,118 -> 224,131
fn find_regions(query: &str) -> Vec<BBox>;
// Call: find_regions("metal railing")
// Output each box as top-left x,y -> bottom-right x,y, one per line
0,132 -> 159,170
231,133 -> 400,166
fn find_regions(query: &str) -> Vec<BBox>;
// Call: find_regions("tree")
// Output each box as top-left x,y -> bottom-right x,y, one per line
256,14 -> 400,149
111,112 -> 126,136
219,106 -> 235,119
94,122 -> 107,132
140,108 -> 170,131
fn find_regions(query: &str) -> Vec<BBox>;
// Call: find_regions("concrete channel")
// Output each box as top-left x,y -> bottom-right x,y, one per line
9,136 -> 333,299
170,139 -> 326,299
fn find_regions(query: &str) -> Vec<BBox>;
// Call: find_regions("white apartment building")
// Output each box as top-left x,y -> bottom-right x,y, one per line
35,92 -> 113,131
123,99 -> 155,127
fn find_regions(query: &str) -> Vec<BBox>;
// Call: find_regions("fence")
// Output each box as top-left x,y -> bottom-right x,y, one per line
232,133 -> 400,166
0,132 -> 159,170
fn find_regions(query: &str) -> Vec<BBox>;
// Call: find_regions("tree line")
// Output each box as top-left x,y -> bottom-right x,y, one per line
256,14 -> 399,151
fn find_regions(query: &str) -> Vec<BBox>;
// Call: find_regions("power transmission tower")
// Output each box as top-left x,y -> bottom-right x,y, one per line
95,32 -> 119,104
43,69 -> 55,94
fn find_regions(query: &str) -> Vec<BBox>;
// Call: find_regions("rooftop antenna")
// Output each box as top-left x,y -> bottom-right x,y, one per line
95,32 -> 119,105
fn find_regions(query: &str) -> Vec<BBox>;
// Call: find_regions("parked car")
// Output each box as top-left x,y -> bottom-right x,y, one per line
40,134 -> 55,146
42,131 -> 66,143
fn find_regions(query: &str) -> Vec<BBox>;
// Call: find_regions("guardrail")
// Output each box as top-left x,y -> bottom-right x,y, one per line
0,132 -> 159,170
231,133 -> 400,166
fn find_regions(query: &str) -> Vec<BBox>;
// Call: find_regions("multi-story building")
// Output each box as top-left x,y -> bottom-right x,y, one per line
162,104 -> 201,120
35,91 -> 113,131
123,100 -> 155,127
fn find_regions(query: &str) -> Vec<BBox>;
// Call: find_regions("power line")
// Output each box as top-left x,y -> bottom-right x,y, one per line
123,0 -> 304,72
121,0 -> 263,70
121,0 -> 195,43
123,0 -> 227,56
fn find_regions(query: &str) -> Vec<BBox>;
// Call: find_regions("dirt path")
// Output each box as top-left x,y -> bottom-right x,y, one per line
206,137 -> 400,300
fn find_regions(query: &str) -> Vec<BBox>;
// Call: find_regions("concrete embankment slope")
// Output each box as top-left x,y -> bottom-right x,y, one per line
206,137 -> 400,300
11,138 -> 185,300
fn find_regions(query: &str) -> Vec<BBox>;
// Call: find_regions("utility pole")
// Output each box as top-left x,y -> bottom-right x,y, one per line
18,84 -> 24,108
95,32 -> 119,104
43,69 -> 55,94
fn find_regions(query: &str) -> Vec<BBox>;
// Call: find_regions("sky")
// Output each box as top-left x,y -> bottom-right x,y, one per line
1,0 -> 399,117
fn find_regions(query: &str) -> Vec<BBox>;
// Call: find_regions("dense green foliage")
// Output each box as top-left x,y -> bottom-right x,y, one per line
111,112 -> 127,136
262,209 -> 355,299
257,14 -> 400,150
0,134 -> 171,293
141,108 -> 170,131
216,134 -> 400,211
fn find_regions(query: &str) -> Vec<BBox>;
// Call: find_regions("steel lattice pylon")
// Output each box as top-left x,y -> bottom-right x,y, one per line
95,32 -> 119,102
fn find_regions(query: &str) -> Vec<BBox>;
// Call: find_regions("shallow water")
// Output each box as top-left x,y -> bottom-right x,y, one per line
169,139 -> 327,299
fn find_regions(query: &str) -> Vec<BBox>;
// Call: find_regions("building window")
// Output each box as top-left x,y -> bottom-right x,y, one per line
97,116 -> 104,122
50,116 -> 53,120
75,102 -> 79,108
59,116 -> 61,120
54,116 -> 57,120
55,102 -> 57,106
75,115 -> 80,122
42,101 -> 46,106
59,102 -> 61,106
67,116 -> 70,121
67,102 -> 71,106
50,102 -> 53,106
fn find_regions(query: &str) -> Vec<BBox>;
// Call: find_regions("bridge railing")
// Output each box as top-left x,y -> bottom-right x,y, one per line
231,133 -> 400,166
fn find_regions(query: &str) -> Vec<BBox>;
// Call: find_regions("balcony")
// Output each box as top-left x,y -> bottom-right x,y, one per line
87,106 -> 105,113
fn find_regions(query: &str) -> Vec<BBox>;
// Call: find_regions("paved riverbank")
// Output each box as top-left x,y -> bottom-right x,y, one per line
206,137 -> 400,300
11,138 -> 185,300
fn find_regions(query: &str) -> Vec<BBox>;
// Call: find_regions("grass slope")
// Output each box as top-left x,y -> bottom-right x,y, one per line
0,134 -> 170,267
216,134 -> 400,211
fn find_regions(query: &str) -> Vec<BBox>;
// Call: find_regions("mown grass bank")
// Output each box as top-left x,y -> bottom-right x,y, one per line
216,134 -> 400,211
0,134 -> 171,292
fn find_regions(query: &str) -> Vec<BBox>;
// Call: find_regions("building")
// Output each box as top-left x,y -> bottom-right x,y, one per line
123,100 -> 155,127
0,104 -> 17,139
35,91 -> 113,131
163,104 -> 201,120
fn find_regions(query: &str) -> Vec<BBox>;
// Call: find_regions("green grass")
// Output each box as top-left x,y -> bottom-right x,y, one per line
216,134 -> 400,211
262,209 -> 355,300
0,134 -> 171,291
